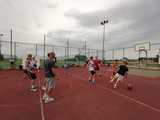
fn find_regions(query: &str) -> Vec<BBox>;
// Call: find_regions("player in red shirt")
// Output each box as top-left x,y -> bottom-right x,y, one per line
93,56 -> 102,77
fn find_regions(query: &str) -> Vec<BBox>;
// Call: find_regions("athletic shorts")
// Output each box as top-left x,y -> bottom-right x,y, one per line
23,69 -> 28,74
95,66 -> 100,71
114,73 -> 124,82
90,70 -> 96,75
45,77 -> 56,89
28,71 -> 37,80
112,71 -> 117,75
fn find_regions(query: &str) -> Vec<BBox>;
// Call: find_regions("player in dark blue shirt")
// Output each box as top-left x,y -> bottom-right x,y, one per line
42,52 -> 58,103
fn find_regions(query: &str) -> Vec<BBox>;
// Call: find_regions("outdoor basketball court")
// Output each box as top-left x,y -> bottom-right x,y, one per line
0,2 -> 160,119
0,66 -> 160,120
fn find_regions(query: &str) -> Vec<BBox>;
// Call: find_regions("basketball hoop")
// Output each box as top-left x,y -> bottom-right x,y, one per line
135,42 -> 151,67
139,48 -> 147,53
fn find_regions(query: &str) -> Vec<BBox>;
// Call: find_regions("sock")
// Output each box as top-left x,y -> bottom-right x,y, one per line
31,85 -> 34,89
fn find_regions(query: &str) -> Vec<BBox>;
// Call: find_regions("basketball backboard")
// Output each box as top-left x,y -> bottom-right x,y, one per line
135,42 -> 151,51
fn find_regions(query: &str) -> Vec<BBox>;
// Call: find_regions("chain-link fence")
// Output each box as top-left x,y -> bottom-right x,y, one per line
1,29 -> 160,69
0,40 -> 101,69
0,40 -> 160,69
106,43 -> 160,60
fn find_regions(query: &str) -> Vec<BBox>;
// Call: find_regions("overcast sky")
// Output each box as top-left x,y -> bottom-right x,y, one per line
0,0 -> 160,50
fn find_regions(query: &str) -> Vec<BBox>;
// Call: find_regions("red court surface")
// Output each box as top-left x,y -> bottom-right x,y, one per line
0,67 -> 160,120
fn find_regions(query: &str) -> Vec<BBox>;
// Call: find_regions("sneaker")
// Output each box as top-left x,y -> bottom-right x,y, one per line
42,94 -> 48,100
31,85 -> 37,89
29,88 -> 37,92
44,97 -> 55,104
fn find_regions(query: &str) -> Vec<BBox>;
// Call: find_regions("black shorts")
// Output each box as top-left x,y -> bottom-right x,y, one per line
90,70 -> 96,75
112,71 -> 116,75
28,71 -> 37,80
24,69 -> 28,74
95,66 -> 100,71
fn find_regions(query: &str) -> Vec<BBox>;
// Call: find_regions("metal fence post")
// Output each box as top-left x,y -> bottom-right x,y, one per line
78,48 -> 80,65
67,39 -> 69,62
52,46 -> 54,52
112,49 -> 114,61
35,44 -> 37,57
65,47 -> 66,64
123,48 -> 125,59
10,28 -> 13,61
96,49 -> 99,57
43,35 -> 46,67
14,42 -> 16,61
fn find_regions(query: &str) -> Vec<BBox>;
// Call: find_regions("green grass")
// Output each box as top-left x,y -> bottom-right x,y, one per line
0,59 -> 10,69
0,59 -> 22,69
0,58 -> 86,70
146,63 -> 160,67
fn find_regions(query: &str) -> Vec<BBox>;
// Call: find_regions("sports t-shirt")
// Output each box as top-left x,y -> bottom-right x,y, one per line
94,59 -> 100,68
117,65 -> 128,76
88,60 -> 95,71
44,59 -> 55,77
24,59 -> 30,70
31,60 -> 37,68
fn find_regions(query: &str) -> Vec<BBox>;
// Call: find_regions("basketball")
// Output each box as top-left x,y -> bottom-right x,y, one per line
127,83 -> 133,90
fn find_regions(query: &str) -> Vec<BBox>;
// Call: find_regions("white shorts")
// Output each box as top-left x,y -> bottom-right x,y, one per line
114,73 -> 124,82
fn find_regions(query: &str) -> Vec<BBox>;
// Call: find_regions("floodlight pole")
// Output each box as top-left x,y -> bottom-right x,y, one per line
100,20 -> 108,63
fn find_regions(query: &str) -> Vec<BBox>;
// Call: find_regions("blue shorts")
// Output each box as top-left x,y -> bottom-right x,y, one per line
45,77 -> 56,89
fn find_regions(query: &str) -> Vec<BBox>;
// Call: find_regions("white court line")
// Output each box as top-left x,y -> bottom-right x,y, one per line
96,84 -> 160,113
0,104 -> 38,108
71,73 -> 160,113
37,73 -> 45,120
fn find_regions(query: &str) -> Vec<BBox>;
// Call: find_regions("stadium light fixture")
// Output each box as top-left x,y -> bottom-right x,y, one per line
100,20 -> 109,63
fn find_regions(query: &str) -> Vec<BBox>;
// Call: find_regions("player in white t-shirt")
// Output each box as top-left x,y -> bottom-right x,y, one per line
87,56 -> 96,84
